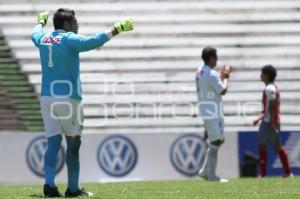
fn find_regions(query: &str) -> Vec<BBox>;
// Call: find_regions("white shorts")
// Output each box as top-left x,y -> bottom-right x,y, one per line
203,118 -> 224,142
40,96 -> 84,138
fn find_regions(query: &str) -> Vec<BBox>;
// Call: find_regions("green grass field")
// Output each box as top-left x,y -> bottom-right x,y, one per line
0,177 -> 299,199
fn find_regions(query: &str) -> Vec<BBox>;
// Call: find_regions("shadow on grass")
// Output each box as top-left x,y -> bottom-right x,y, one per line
29,194 -> 98,199
29,193 -> 45,198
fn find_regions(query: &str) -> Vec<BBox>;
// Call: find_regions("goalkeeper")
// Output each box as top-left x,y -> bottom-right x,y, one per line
31,8 -> 134,197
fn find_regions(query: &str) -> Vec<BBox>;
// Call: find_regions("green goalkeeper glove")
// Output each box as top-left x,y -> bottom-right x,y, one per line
37,11 -> 49,26
114,17 -> 134,33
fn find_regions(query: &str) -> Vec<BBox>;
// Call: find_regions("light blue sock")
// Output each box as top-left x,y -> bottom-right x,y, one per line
66,139 -> 81,192
44,134 -> 62,187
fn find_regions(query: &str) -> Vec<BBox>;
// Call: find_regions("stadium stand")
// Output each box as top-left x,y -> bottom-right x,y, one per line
0,30 -> 43,131
0,87 -> 25,130
0,1 -> 299,133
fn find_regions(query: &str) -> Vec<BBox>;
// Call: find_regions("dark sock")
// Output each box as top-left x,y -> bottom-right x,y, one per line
259,148 -> 267,177
279,147 -> 291,175
66,139 -> 81,192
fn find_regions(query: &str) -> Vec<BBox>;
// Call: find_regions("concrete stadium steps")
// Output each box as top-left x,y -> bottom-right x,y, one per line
0,88 -> 25,130
0,0 -> 299,133
45,81 -> 300,93
13,47 -> 300,61
82,115 -> 300,128
77,92 -> 299,104
0,32 -> 43,131
20,60 -> 300,72
8,36 -> 300,50
27,71 -> 299,83
81,102 -> 300,118
4,24 -> 300,39
1,2 -> 300,14
1,0 -> 298,4
2,12 -> 300,27
82,125 -> 300,134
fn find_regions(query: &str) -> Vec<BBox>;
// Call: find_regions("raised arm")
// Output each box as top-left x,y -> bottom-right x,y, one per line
220,78 -> 229,95
67,17 -> 134,52
219,65 -> 233,95
31,11 -> 49,46
208,66 -> 232,96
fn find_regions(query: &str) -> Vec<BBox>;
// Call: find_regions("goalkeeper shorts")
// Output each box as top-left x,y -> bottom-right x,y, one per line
40,96 -> 84,138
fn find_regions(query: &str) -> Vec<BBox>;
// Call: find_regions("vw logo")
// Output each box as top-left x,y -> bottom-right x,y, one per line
97,135 -> 138,177
26,136 -> 65,178
170,134 -> 207,176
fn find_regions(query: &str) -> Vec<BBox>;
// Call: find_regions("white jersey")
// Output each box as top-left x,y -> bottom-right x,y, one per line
262,83 -> 280,123
196,65 -> 225,119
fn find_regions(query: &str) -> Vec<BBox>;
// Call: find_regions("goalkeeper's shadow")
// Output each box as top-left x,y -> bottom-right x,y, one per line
29,193 -> 46,198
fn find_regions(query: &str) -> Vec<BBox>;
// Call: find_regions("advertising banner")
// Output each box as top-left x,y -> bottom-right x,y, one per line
0,131 -> 238,184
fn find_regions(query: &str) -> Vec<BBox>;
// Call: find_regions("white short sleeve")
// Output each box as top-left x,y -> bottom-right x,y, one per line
265,85 -> 276,101
208,71 -> 225,94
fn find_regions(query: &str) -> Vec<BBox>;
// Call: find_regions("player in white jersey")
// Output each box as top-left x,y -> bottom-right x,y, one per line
196,47 -> 232,182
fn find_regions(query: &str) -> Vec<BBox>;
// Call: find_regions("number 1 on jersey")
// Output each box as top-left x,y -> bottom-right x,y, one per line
48,45 -> 53,67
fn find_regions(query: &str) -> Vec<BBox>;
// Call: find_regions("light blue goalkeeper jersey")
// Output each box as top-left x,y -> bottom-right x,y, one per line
31,25 -> 110,100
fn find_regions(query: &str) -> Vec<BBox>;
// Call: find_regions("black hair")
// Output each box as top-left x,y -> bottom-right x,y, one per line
53,8 -> 75,30
261,64 -> 277,82
202,46 -> 217,64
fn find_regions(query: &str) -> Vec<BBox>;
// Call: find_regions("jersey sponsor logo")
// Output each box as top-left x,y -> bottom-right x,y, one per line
97,135 -> 138,177
43,37 -> 61,44
26,136 -> 65,177
170,134 -> 207,176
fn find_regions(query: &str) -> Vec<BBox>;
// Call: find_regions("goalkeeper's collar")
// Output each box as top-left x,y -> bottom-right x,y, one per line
54,29 -> 66,33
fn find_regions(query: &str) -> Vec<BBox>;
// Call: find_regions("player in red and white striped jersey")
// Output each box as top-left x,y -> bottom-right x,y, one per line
253,65 -> 292,177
